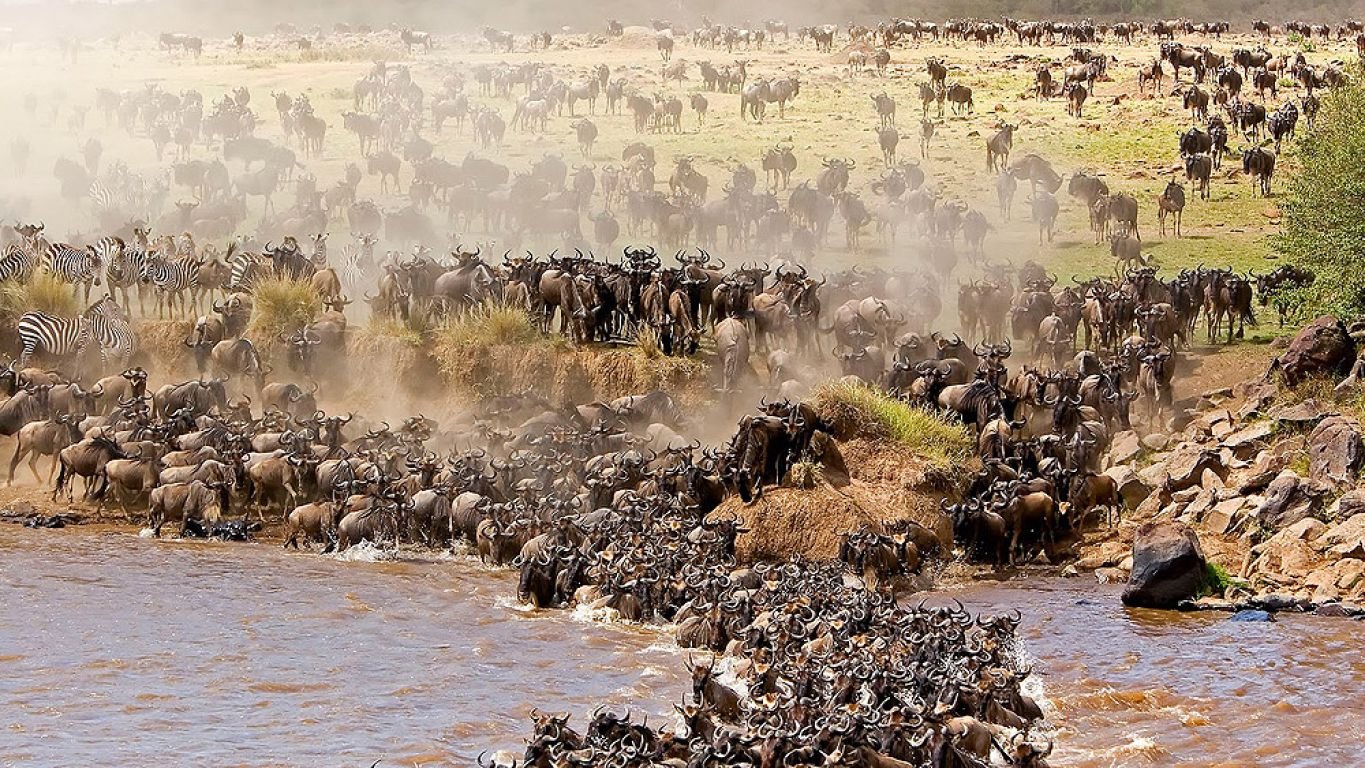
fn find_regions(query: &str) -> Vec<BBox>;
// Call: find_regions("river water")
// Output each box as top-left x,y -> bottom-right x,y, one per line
1,527 -> 1361,767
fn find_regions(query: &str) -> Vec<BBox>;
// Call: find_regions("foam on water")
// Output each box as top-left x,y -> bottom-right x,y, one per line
330,540 -> 399,562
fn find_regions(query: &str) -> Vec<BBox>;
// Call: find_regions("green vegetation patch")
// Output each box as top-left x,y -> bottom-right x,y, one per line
812,380 -> 973,468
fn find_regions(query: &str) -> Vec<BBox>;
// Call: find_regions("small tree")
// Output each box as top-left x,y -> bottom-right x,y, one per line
1276,70 -> 1365,319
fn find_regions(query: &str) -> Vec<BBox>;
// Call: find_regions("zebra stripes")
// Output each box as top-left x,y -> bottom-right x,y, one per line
18,295 -> 138,371
16,311 -> 93,368
142,252 -> 201,317
227,249 -> 267,292
45,242 -> 105,299
0,243 -> 40,283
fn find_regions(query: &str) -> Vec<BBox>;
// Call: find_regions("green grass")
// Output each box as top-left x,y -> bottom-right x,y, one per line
812,380 -> 973,467
248,277 -> 321,339
0,274 -> 80,323
1199,561 -> 1245,598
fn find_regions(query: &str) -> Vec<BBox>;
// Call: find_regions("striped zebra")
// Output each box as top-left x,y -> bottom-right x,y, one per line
16,295 -> 135,374
87,180 -> 117,212
309,232 -> 329,267
108,240 -> 153,314
338,233 -> 377,289
45,241 -> 107,302
226,245 -> 268,292
142,252 -> 201,318
0,242 -> 41,283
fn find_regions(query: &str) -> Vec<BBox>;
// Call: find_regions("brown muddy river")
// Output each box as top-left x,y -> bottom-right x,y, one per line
2,527 -> 1361,767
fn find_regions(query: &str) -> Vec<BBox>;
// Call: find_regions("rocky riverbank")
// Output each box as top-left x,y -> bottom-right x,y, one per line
1077,318 -> 1365,615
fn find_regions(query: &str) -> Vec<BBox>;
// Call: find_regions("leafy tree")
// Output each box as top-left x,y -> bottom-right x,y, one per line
1275,70 -> 1365,318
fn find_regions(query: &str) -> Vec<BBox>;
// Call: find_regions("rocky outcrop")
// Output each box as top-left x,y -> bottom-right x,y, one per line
1271,315 -> 1356,387
1307,416 -> 1365,486
1255,471 -> 1329,530
1122,522 -> 1208,609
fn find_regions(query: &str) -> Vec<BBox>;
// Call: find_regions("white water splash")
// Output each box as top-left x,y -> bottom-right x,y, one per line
330,540 -> 399,562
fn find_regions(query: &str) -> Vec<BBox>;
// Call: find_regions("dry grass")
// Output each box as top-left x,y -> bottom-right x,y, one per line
248,277 -> 321,339
0,274 -> 79,323
427,302 -> 709,401
811,380 -> 972,468
436,300 -> 541,351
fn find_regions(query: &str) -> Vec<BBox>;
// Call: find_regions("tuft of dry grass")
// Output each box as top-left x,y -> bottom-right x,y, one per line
437,300 -> 541,350
0,274 -> 80,322
812,380 -> 972,468
248,277 -> 321,339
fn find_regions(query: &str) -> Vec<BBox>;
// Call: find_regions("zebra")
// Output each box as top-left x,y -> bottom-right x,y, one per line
87,180 -> 117,212
309,232 -> 329,267
226,244 -> 268,292
142,252 -> 202,318
0,242 -> 41,283
109,239 -> 153,314
16,295 -> 135,374
45,241 -> 107,302
338,233 -> 377,289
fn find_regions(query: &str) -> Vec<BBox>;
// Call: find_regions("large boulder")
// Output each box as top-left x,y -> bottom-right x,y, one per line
1308,416 -> 1365,486
1122,522 -> 1208,608
1255,470 -> 1329,530
1272,315 -> 1356,386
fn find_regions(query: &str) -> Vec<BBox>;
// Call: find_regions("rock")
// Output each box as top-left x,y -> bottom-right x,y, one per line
1236,383 -> 1279,420
1200,468 -> 1225,490
1220,421 -> 1275,459
1122,522 -> 1208,609
1133,490 -> 1167,519
1249,593 -> 1314,612
1308,416 -> 1365,486
1281,517 -> 1328,542
1202,386 -> 1234,402
1109,430 -> 1141,464
1140,433 -> 1170,452
1229,609 -> 1275,622
1137,461 -> 1170,489
1211,420 -> 1236,439
1316,513 -> 1365,553
1204,497 -> 1251,534
1327,490 -> 1365,521
1251,521 -> 1329,579
1061,564 -> 1079,577
1182,487 -> 1218,522
1255,471 -> 1328,530
1104,465 -> 1150,509
1164,445 -> 1228,493
1272,315 -> 1356,387
1305,559 -> 1365,603
1268,399 -> 1328,426
1314,602 -> 1353,618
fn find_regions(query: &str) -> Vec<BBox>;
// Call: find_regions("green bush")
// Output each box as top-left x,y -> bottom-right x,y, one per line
1275,66 -> 1365,319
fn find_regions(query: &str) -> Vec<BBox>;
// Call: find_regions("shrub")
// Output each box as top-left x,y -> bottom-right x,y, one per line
249,277 -> 321,338
1275,66 -> 1365,318
811,380 -> 973,468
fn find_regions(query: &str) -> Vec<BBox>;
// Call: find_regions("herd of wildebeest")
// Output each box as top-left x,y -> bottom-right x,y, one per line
0,12 -> 1353,768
